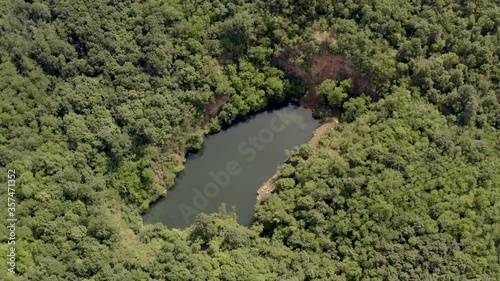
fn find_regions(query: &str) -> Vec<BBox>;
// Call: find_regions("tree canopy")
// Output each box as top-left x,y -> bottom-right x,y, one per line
0,0 -> 499,280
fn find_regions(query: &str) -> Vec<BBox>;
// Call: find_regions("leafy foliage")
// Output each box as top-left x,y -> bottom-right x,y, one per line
316,79 -> 353,107
0,0 -> 499,280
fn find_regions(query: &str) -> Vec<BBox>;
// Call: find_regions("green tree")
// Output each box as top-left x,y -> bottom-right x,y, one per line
316,79 -> 353,107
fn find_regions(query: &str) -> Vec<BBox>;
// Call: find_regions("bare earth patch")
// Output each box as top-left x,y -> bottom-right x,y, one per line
256,174 -> 279,201
276,30 -> 373,110
309,119 -> 338,147
202,95 -> 230,125
206,95 -> 230,117
313,31 -> 337,45
283,53 -> 372,108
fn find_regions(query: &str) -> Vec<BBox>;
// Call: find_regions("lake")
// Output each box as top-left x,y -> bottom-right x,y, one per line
143,104 -> 320,229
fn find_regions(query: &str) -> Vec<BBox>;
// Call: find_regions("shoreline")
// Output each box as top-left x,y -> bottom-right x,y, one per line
255,118 -> 339,201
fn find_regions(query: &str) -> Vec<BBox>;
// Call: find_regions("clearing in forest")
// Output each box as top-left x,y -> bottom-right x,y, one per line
313,30 -> 337,45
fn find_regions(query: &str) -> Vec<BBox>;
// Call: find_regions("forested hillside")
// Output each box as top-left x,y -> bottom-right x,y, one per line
0,0 -> 499,280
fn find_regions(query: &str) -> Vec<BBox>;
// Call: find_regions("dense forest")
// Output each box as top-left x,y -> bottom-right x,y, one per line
0,0 -> 499,280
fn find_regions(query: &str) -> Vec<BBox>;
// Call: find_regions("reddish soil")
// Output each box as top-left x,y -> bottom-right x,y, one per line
282,53 -> 372,109
276,31 -> 373,109
206,95 -> 230,116
203,95 -> 230,125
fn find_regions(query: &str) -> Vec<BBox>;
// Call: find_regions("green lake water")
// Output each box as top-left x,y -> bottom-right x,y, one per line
143,105 -> 320,229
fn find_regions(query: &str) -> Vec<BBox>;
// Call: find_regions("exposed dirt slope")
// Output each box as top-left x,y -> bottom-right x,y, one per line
277,31 -> 372,109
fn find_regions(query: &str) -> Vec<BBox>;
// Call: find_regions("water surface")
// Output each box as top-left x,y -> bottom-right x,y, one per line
143,105 -> 320,229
